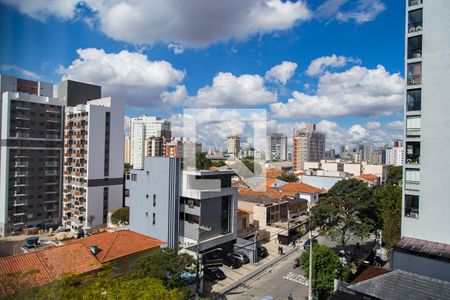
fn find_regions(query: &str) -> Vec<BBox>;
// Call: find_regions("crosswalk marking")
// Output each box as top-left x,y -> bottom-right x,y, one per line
283,272 -> 308,286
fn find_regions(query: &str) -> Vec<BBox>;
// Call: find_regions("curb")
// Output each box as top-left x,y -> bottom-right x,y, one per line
217,246 -> 300,295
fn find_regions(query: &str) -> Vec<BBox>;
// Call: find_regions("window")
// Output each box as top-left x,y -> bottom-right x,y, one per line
406,142 -> 420,164
221,196 -> 230,234
405,195 -> 419,218
406,116 -> 421,137
152,213 -> 156,225
408,35 -> 422,59
408,0 -> 422,7
405,169 -> 420,191
153,195 -> 156,207
408,9 -> 423,33
407,89 -> 421,111
407,62 -> 422,86
131,173 -> 137,181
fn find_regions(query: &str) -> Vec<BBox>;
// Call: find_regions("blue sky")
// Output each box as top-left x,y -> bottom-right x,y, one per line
0,0 -> 406,149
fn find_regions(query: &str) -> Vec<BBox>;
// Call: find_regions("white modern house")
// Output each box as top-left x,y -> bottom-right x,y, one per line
126,157 -> 238,254
62,97 -> 124,231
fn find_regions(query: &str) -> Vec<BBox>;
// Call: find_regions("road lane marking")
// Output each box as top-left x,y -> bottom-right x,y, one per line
283,272 -> 308,286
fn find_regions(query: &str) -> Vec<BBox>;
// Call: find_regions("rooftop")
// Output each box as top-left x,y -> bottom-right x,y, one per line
394,236 -> 450,263
238,187 -> 293,205
278,182 -> 322,194
0,243 -> 102,296
358,173 -> 379,183
64,230 -> 164,263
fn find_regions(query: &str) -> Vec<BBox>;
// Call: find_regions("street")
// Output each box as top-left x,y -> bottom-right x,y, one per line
224,247 -> 309,300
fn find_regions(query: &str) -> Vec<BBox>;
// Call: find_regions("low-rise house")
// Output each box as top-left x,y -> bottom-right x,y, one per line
0,243 -> 102,296
64,230 -> 164,273
356,173 -> 380,187
278,182 -> 321,207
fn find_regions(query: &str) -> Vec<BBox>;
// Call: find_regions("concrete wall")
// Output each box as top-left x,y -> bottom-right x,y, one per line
392,251 -> 450,281
300,175 -> 343,190
402,0 -> 450,244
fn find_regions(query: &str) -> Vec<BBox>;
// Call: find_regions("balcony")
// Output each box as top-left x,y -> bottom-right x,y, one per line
405,180 -> 420,191
45,161 -> 58,167
405,194 -> 419,219
47,118 -> 60,123
14,182 -> 28,187
15,106 -> 30,111
408,0 -> 422,7
46,134 -> 59,139
406,142 -> 420,165
44,190 -> 58,195
16,132 -> 30,138
13,212 -> 26,216
46,108 -> 60,113
45,170 -> 58,176
406,89 -> 421,111
13,200 -> 28,206
14,171 -> 28,177
407,35 -> 422,59
14,192 -> 28,197
406,116 -> 421,138
15,115 -> 30,121
405,169 -> 420,191
406,128 -> 420,137
15,161 -> 28,167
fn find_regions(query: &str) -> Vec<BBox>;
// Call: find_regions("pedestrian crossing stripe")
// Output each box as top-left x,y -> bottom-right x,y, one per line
283,272 -> 308,286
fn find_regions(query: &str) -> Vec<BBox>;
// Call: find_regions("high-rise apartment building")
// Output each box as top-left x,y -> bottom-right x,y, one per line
124,136 -> 131,165
144,136 -> 165,157
293,124 -> 325,171
62,98 -> 124,231
227,135 -> 240,159
130,115 -> 171,169
58,79 -> 101,107
0,86 -> 64,236
392,0 -> 450,282
267,133 -> 287,162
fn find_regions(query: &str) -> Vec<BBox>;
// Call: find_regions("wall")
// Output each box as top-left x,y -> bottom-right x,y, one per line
392,251 -> 450,281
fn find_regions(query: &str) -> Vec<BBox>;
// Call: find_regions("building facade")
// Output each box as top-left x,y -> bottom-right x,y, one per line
62,98 -> 124,231
0,89 -> 64,236
293,124 -> 325,170
130,115 -> 171,169
124,136 -> 131,165
267,133 -> 287,162
227,135 -> 240,159
392,0 -> 450,282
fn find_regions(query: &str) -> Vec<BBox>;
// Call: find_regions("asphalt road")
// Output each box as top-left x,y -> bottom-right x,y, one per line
225,247 -> 309,300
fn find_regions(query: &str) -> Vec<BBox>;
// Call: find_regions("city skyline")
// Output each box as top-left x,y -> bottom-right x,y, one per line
0,0 -> 405,149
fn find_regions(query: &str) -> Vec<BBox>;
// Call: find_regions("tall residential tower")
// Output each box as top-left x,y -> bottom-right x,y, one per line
293,124 -> 325,171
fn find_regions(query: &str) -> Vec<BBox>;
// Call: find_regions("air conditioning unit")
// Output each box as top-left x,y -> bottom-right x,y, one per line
410,212 -> 419,219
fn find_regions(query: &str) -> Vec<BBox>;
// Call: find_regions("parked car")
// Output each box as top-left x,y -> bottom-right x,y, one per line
180,271 -> 197,285
204,267 -> 226,281
229,252 -> 250,264
257,246 -> 269,258
223,254 -> 243,268
303,238 -> 318,250
24,236 -> 39,249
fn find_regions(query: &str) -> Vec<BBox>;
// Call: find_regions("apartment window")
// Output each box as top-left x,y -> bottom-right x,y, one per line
407,62 -> 422,86
407,35 -> 422,59
131,173 -> 137,181
406,89 -> 421,111
153,195 -> 156,207
408,9 -> 423,33
405,169 -> 420,191
103,187 -> 109,224
221,196 -> 230,234
408,0 -> 422,7
405,195 -> 419,218
104,112 -> 110,177
406,142 -> 420,164
152,213 -> 156,225
406,116 -> 421,137
180,212 -> 200,224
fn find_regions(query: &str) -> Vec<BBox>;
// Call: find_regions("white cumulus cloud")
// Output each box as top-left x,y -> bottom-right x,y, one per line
270,65 -> 404,119
265,61 -> 298,85
0,0 -> 78,21
58,48 -> 185,108
306,54 -> 361,76
336,0 -> 385,24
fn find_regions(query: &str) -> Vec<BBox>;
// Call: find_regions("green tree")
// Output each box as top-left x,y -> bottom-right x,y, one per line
372,184 -> 402,249
110,207 -> 129,226
7,267 -> 184,300
130,248 -> 195,289
195,151 -> 212,170
385,165 -> 403,186
276,173 -> 299,182
300,245 -> 351,297
311,179 -> 375,260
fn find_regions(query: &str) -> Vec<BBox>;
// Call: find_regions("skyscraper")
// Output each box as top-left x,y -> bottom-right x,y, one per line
130,115 -> 171,169
227,135 -> 240,159
392,0 -> 450,281
0,76 -> 64,236
293,124 -> 325,171
267,133 -> 288,161
62,97 -> 124,231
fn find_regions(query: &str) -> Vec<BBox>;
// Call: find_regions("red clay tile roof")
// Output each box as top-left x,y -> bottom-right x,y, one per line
237,208 -> 253,216
351,267 -> 390,284
265,168 -> 283,178
238,187 -> 294,200
278,182 -> 322,194
359,173 -> 378,183
64,230 -> 164,263
0,243 -> 102,296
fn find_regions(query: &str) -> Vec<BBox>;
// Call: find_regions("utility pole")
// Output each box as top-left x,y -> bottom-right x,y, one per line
308,201 -> 313,300
195,225 -> 211,300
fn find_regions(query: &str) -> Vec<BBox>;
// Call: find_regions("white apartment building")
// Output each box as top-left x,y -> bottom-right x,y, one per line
0,88 -> 64,236
385,147 -> 404,166
62,98 -> 124,231
392,0 -> 450,282
130,115 -> 171,169
227,135 -> 240,159
126,157 -> 238,254
293,124 -> 325,170
124,136 -> 131,165
267,133 -> 288,161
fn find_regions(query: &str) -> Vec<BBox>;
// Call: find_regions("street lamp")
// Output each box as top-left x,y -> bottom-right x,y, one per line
195,225 -> 211,300
308,200 -> 313,300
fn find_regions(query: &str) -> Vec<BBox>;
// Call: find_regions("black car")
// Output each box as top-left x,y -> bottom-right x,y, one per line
257,246 -> 269,258
303,238 -> 318,250
204,267 -> 226,281
223,254 -> 243,268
